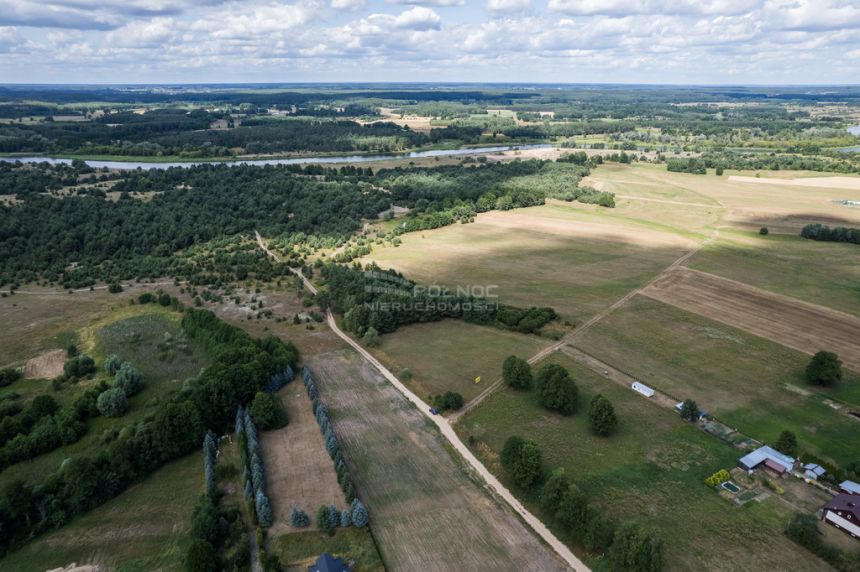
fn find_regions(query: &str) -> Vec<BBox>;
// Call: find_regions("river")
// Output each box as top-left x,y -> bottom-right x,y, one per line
0,144 -> 552,170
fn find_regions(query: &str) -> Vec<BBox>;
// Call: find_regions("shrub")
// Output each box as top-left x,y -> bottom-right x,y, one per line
502,355 -> 532,390
340,509 -> 352,528
317,504 -> 334,532
108,283 -> 123,293
805,351 -> 842,386
291,507 -> 310,527
775,431 -> 798,457
63,355 -> 96,379
104,354 -> 123,376
432,391 -> 464,411
759,227 -> 769,236
535,363 -> 578,415
704,469 -> 731,487
362,326 -> 380,347
680,399 -> 700,422
256,491 -> 273,528
540,468 -> 572,512
250,392 -> 287,430
608,523 -> 663,572
114,363 -> 143,396
96,388 -> 127,417
0,368 -> 21,388
351,499 -> 369,528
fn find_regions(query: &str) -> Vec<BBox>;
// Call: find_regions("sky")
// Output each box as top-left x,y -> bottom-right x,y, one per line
1,0 -> 859,84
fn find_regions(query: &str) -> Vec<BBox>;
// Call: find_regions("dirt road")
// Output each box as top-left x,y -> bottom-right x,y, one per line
254,231 -> 588,572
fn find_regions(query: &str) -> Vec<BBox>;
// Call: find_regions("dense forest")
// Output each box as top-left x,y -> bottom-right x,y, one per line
0,158 -> 612,289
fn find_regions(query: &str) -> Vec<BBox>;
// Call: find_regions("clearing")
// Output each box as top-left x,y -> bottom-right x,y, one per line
23,348 -> 66,379
368,320 -> 550,402
641,266 -> 860,373
456,353 -> 830,572
308,348 -> 567,572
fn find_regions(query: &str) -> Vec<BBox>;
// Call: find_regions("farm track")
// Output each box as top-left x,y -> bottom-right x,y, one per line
454,229 -> 720,420
642,266 -> 860,373
254,231 -> 588,572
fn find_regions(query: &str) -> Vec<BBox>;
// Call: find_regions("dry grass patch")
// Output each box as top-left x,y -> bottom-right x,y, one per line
23,348 -> 66,379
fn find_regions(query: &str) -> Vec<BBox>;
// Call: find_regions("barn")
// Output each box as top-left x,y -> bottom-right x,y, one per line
821,494 -> 860,539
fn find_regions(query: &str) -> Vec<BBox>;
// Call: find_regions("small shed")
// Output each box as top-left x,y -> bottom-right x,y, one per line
631,381 -> 655,397
803,463 -> 826,480
839,480 -> 860,495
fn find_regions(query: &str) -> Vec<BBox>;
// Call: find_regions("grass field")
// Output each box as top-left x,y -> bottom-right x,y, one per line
457,353 -> 829,571
308,348 -> 567,571
275,528 -> 384,572
0,307 -> 210,488
369,320 -> 550,402
687,229 -> 860,317
0,452 -> 202,572
362,203 -> 694,324
571,295 -> 860,466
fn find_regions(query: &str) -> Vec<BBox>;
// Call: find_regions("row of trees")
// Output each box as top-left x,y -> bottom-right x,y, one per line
0,307 -> 298,557
501,436 -> 663,570
801,224 -> 859,245
236,406 -> 274,528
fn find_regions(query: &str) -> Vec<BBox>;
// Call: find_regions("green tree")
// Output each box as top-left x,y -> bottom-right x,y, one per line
588,394 -> 618,436
500,436 -> 542,489
775,430 -> 798,457
185,539 -> 216,572
250,392 -> 286,430
317,504 -> 333,532
96,388 -> 127,418
805,351 -> 842,386
608,523 -> 664,572
540,467 -> 572,512
190,495 -> 218,545
679,399 -> 699,422
362,326 -> 380,348
535,363 -> 578,415
502,355 -> 533,390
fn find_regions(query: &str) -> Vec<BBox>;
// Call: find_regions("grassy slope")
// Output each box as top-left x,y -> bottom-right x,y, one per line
369,320 -> 550,402
457,354 -> 828,571
0,308 -> 210,487
572,295 -> 860,466
0,452 -> 202,572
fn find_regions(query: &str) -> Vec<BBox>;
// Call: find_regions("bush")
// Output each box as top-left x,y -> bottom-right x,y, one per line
362,326 -> 380,348
679,399 -> 700,422
432,391 -> 464,411
108,282 -> 123,293
96,388 -> 128,417
759,227 -> 769,236
502,355 -> 532,390
535,363 -> 578,415
351,499 -> 369,527
256,491 -> 273,528
63,355 -> 96,379
104,354 -> 123,376
114,363 -> 143,396
500,436 -> 542,489
290,507 -> 310,527
185,539 -> 216,572
0,368 -> 21,388
704,469 -> 731,487
540,468 -> 572,512
775,430 -> 798,457
317,504 -> 334,532
608,523 -> 664,572
805,351 -> 842,386
250,392 -> 287,430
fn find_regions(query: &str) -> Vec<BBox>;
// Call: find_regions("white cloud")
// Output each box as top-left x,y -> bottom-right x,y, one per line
388,0 -> 462,6
331,0 -> 366,9
486,0 -> 530,13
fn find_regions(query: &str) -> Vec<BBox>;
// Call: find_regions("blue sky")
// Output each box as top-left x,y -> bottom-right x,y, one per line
1,0 -> 859,84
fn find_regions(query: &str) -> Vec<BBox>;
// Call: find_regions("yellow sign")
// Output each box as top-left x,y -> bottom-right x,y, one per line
474,376 -> 481,384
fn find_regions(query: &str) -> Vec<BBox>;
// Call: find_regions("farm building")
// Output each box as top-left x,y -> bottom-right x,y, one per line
738,446 -> 795,475
840,480 -> 860,495
631,381 -> 655,397
308,553 -> 350,572
821,494 -> 860,539
803,463 -> 826,480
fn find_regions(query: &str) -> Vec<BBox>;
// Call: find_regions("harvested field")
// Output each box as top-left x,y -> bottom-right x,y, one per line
363,203 -> 693,323
728,175 -> 860,190
261,385 -> 347,535
308,349 -> 566,572
642,266 -> 860,373
23,348 -> 66,379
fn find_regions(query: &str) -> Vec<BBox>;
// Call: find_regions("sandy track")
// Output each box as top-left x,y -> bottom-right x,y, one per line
642,267 -> 860,373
